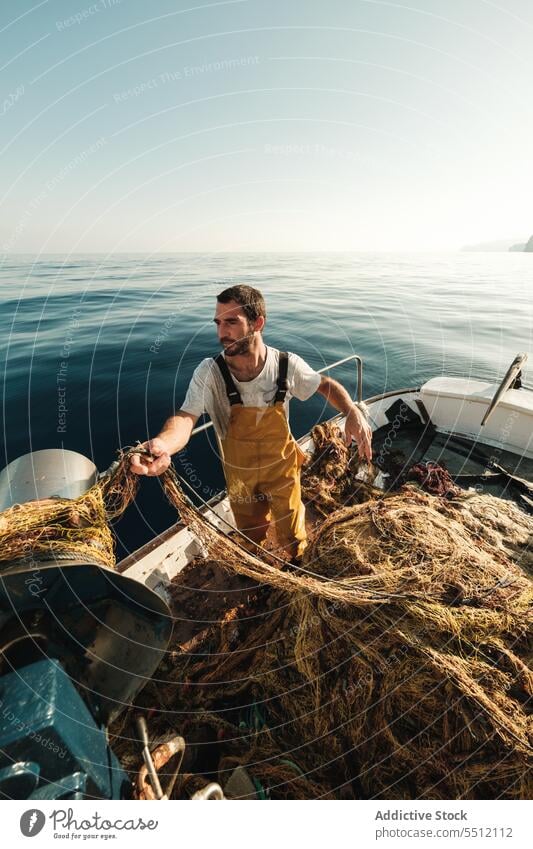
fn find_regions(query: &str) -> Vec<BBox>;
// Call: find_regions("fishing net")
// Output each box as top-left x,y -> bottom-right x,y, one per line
300,420 -> 381,516
0,458 -> 139,571
1,433 -> 532,799
114,435 -> 532,800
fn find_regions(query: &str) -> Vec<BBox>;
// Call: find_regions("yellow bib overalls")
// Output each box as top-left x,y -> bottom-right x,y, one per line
214,352 -> 307,560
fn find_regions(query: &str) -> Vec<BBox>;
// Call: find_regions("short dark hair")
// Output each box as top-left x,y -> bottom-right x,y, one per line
217,285 -> 266,323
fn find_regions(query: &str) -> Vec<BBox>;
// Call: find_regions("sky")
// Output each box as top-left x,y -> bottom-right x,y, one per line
1,0 -> 532,253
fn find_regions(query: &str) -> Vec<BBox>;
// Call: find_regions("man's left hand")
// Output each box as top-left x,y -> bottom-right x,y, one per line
344,405 -> 372,463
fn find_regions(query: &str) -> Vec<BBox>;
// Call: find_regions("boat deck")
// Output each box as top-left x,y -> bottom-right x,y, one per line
371,417 -> 533,506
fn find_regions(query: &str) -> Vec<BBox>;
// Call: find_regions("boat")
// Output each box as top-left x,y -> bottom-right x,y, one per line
116,351 -> 533,594
0,351 -> 531,800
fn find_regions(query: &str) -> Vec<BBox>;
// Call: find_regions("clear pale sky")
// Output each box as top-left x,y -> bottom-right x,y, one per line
1,0 -> 532,253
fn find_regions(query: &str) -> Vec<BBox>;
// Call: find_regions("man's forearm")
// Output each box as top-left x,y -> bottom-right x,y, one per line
156,412 -> 195,454
317,376 -> 372,460
317,377 -> 358,416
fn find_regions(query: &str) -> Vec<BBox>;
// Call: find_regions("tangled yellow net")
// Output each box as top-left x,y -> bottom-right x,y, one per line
132,471 -> 532,799
0,456 -> 139,571
1,436 -> 532,799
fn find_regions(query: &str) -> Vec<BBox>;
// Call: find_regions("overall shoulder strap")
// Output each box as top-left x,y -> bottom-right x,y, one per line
213,354 -> 243,405
273,351 -> 289,403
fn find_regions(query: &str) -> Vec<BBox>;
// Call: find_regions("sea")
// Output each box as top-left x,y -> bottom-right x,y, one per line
1,252 -> 532,559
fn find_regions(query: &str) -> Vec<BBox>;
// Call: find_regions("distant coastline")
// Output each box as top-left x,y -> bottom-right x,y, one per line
461,235 -> 533,252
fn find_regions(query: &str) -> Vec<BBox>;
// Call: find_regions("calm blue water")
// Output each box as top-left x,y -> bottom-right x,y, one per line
1,252 -> 532,558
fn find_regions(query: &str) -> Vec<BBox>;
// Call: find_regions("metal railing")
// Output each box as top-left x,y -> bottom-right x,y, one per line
481,352 -> 528,426
190,354 -> 363,437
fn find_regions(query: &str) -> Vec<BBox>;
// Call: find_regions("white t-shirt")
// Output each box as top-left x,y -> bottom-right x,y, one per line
180,346 -> 322,439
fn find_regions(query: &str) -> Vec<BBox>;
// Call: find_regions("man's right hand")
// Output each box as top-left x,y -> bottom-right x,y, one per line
130,437 -> 171,477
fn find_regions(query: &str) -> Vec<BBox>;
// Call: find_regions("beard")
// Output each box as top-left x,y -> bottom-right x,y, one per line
222,334 -> 252,357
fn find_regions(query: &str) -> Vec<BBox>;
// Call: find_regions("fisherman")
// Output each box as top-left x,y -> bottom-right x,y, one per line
130,285 -> 372,562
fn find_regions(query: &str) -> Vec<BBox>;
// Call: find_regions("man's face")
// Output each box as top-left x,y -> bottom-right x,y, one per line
214,300 -> 256,357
